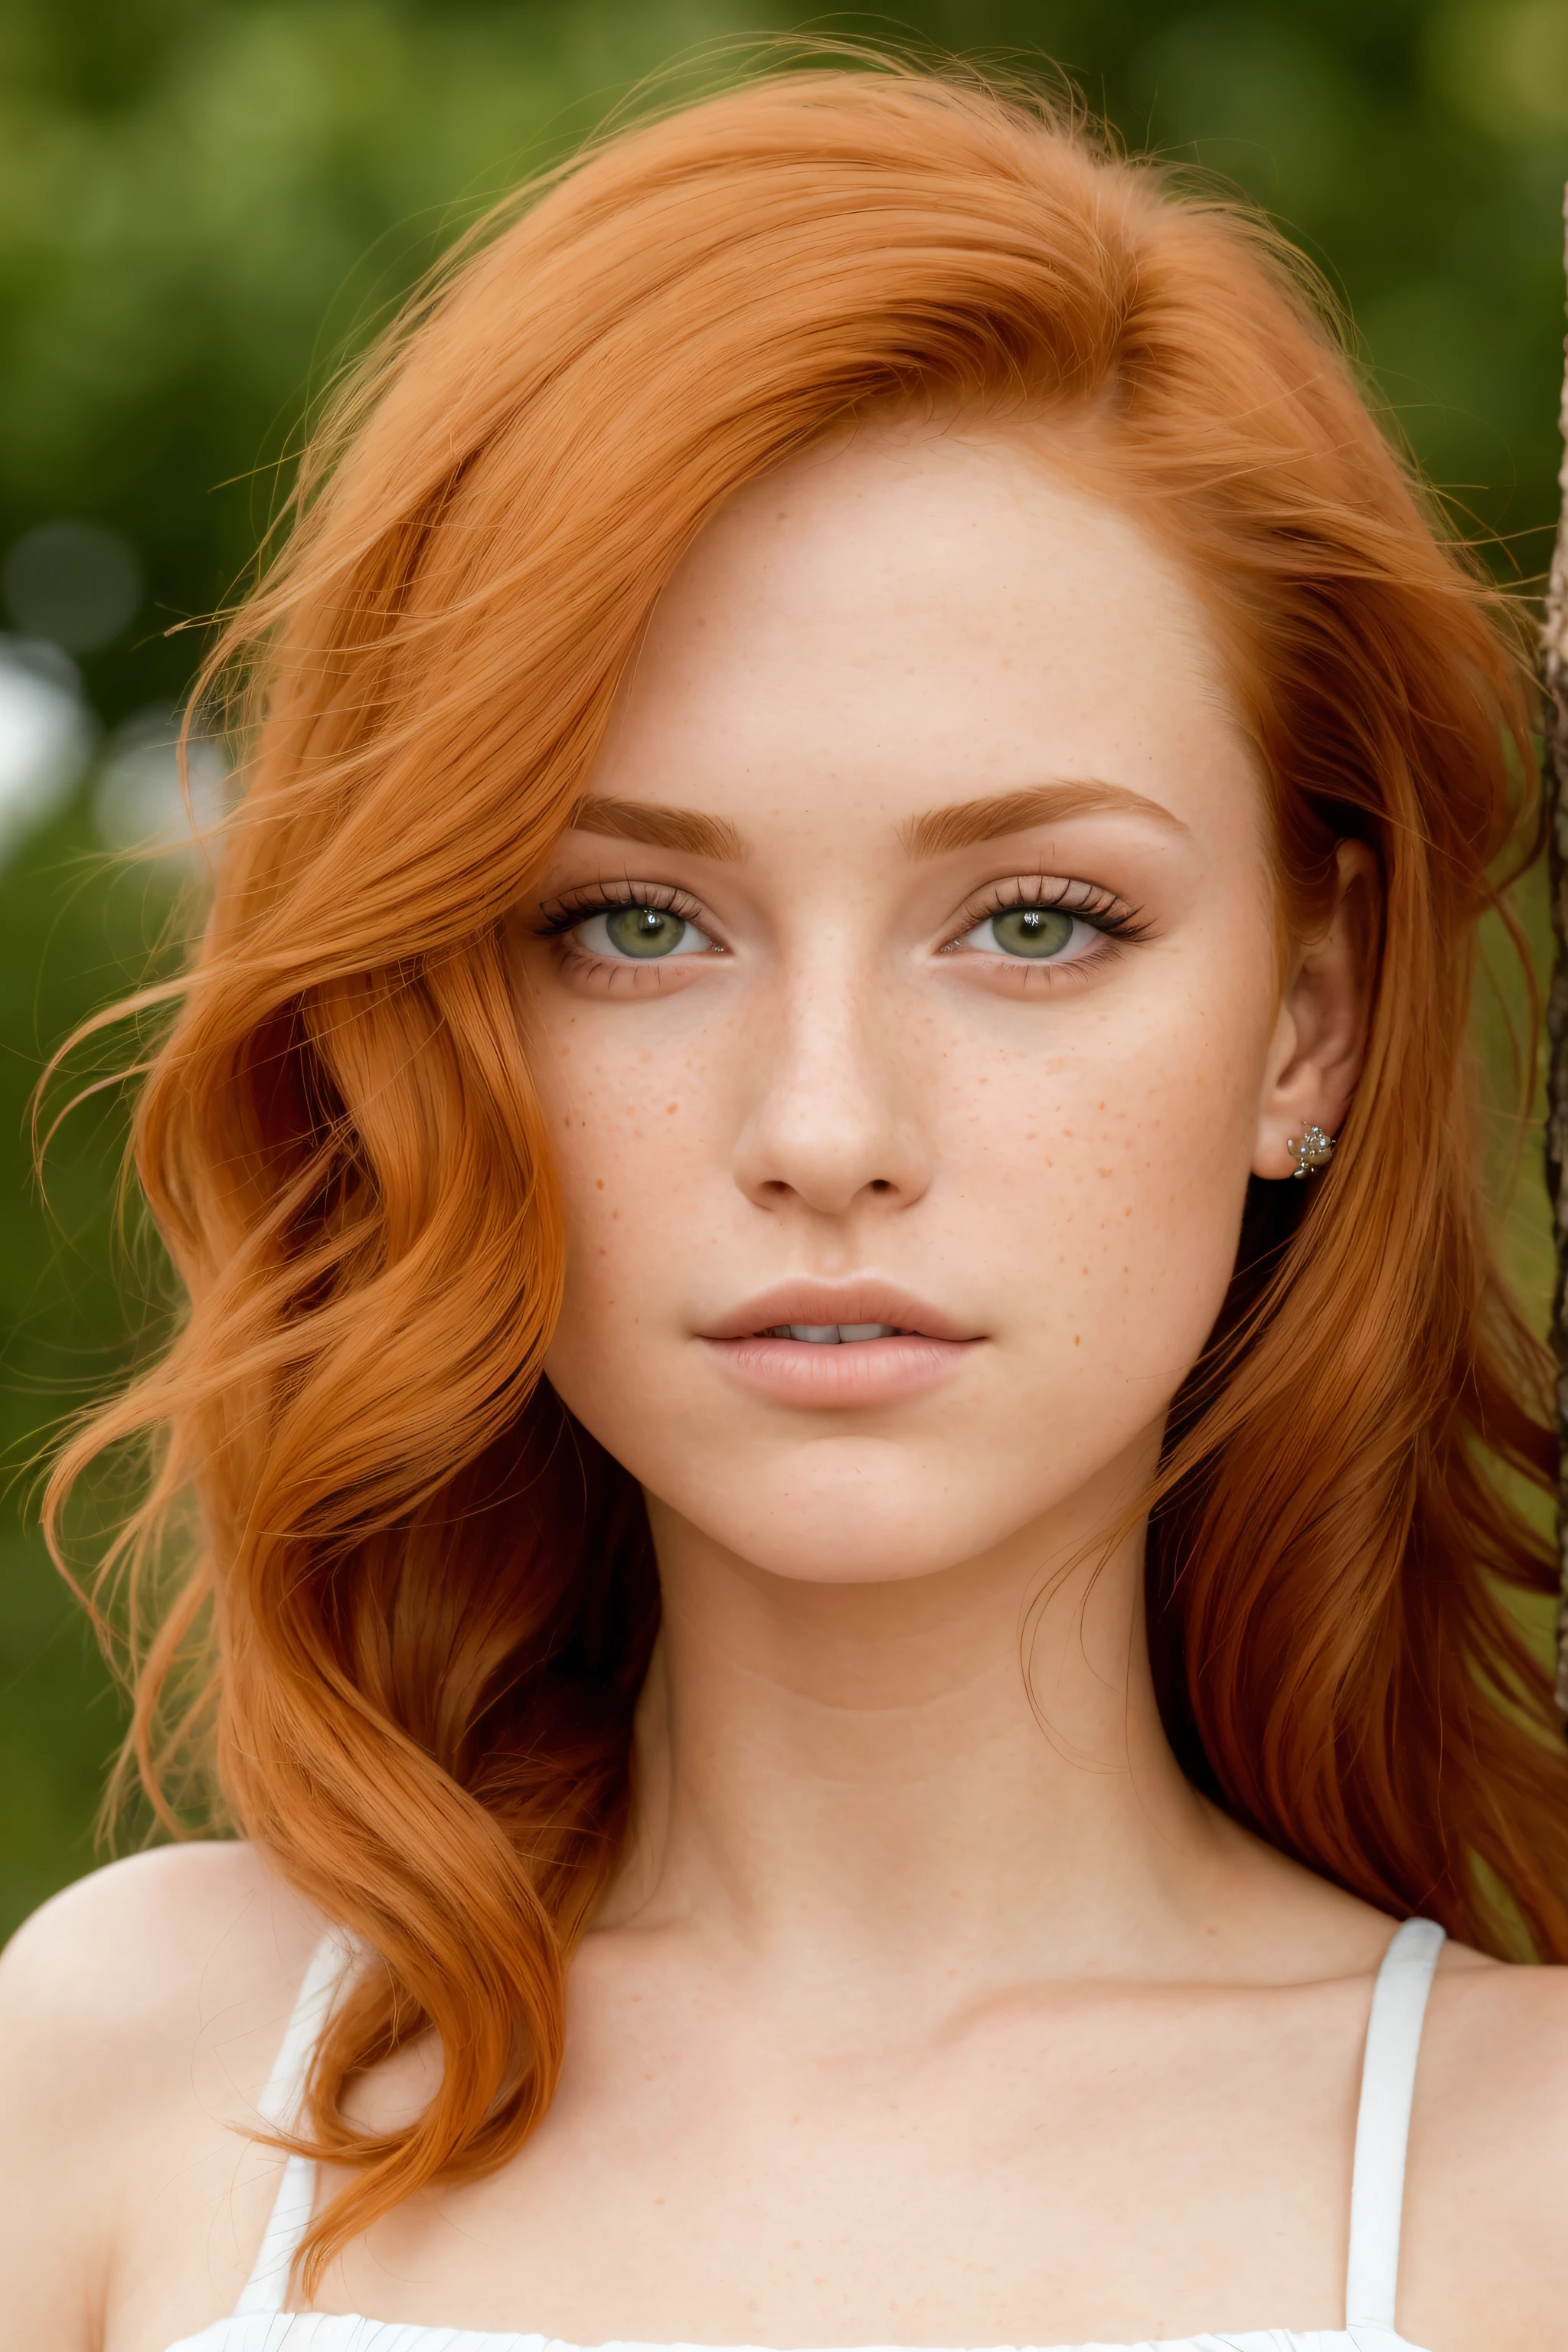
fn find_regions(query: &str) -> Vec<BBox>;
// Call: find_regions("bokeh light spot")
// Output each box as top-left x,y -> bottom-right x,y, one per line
0,638 -> 93,867
2,521 -> 144,655
93,706 -> 231,859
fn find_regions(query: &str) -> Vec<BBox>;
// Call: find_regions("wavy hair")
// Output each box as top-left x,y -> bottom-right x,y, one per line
43,56 -> 1568,2285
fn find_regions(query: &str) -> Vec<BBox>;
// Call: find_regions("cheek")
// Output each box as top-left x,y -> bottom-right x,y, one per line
532,1011 -> 726,1353
979,949 -> 1276,1387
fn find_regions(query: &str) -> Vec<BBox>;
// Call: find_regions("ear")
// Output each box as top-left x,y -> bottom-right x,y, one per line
1252,839 -> 1379,1181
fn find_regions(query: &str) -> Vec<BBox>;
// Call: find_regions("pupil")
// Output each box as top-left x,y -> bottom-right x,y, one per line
995,906 -> 1073,958
606,904 -> 685,958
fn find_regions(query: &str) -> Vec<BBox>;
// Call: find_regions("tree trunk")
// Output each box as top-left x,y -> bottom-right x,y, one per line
1542,184 -> 1568,1713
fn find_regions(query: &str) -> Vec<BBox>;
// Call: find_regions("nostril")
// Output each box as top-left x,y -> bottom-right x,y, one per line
870,1178 -> 893,1193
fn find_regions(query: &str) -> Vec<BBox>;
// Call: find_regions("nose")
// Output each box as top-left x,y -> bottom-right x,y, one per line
730,953 -> 933,1219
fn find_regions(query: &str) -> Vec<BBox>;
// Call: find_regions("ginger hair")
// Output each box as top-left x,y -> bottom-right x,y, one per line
43,57 -> 1567,2284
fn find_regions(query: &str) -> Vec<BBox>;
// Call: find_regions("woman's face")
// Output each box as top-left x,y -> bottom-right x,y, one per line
518,429 -> 1312,1586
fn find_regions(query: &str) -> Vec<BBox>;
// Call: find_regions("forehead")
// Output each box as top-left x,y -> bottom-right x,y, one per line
594,426 -> 1258,841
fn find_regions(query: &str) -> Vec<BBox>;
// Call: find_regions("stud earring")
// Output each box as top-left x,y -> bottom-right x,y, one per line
1286,1124 -> 1336,1178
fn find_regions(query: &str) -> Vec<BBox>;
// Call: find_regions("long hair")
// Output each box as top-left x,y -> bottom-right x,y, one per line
43,57 -> 1566,2283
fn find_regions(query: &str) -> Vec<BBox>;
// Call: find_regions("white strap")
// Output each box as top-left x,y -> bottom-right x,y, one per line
234,1930 -> 354,2318
1344,1915 -> 1445,2330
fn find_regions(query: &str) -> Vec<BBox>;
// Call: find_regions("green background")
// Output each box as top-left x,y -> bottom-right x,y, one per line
3,0 -> 1566,1939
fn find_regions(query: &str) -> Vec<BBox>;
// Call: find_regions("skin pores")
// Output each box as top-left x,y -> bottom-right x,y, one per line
516,427 -> 1325,1596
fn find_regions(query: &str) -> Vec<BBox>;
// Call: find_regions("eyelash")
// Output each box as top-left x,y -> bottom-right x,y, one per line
531,875 -> 1151,960
533,880 -> 714,940
940,875 -> 1150,954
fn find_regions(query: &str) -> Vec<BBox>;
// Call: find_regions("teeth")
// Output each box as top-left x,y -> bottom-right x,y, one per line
765,1322 -> 902,1343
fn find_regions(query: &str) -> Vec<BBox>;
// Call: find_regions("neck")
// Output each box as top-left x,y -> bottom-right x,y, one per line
605,1466 -> 1246,1996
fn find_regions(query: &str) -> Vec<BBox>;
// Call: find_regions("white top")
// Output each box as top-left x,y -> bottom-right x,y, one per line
165,1916 -> 1447,2352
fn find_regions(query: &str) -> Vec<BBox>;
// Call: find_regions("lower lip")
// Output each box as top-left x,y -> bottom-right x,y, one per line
701,1332 -> 974,1405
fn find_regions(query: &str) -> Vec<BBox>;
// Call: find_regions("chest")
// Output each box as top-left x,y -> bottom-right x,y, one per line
314,1985 -> 1364,2346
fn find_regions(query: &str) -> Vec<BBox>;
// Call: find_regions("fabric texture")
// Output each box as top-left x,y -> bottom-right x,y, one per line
163,1920 -> 1447,2352
168,2331 -> 1414,2352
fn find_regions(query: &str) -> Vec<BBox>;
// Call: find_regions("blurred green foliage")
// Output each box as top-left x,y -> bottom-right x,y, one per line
2,0 -> 1566,1938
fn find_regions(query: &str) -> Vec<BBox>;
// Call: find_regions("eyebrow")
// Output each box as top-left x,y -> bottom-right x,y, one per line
565,779 -> 1185,866
568,794 -> 747,862
903,781 -> 1190,859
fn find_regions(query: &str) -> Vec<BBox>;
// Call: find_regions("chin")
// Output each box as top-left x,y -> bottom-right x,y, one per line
648,1453 -> 1031,1586
727,1526 -> 966,1586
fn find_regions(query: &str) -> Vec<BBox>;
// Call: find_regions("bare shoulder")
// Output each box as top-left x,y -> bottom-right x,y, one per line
0,1844 -> 325,2352
1420,1929 -> 1568,2119
1403,1938 -> 1568,2347
0,1840 -> 325,2095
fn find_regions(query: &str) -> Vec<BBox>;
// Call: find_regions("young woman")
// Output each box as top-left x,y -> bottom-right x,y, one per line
5,59 -> 1568,2352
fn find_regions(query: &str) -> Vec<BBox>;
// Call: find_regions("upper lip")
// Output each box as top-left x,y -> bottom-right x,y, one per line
698,1280 -> 977,1344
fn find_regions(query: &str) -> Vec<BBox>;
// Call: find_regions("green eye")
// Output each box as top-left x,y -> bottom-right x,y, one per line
603,905 -> 690,958
988,906 -> 1076,958
570,900 -> 716,961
